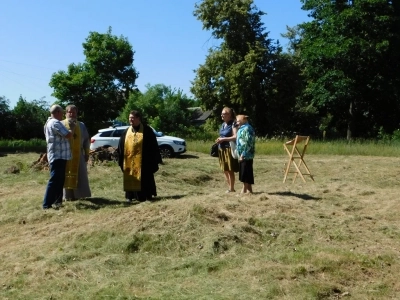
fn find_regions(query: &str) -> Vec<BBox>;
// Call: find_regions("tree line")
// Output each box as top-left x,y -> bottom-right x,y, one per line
191,0 -> 400,140
1,0 -> 399,141
0,85 -> 197,141
0,96 -> 49,140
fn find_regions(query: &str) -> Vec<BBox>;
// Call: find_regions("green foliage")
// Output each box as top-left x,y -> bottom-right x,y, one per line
391,129 -> 400,142
377,127 -> 400,143
3,137 -> 400,157
12,96 -> 49,140
191,0 -> 282,136
0,96 -> 16,139
191,0 -> 400,139
119,84 -> 195,135
0,95 -> 50,140
178,118 -> 219,142
0,138 -> 46,152
49,27 -> 138,134
267,52 -> 306,135
298,0 -> 400,139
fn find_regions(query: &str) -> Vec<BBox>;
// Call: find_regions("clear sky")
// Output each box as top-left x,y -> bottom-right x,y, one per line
0,0 -> 309,108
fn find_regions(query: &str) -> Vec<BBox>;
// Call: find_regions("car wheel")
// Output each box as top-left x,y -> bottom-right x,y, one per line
159,146 -> 174,159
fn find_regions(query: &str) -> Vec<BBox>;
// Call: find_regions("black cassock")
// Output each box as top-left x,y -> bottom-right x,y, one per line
117,124 -> 162,201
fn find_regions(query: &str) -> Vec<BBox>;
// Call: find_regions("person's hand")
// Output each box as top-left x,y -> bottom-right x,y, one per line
65,130 -> 73,139
68,119 -> 76,130
216,137 -> 222,144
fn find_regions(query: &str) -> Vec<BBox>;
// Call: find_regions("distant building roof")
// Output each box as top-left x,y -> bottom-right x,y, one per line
188,107 -> 213,121
194,110 -> 213,121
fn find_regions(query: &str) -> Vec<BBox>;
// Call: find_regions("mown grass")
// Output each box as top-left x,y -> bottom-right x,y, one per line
1,145 -> 400,299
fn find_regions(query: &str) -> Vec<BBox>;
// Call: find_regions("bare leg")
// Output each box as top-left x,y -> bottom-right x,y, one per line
240,183 -> 253,194
228,171 -> 235,191
241,184 -> 246,194
224,171 -> 236,191
245,183 -> 253,194
223,171 -> 230,190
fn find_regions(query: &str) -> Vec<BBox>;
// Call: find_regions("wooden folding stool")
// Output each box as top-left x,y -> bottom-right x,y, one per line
283,135 -> 314,183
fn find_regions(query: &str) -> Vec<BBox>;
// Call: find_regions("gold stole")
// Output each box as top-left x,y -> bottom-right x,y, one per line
123,125 -> 143,191
63,120 -> 81,189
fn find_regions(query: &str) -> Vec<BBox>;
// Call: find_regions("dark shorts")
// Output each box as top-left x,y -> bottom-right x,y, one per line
239,159 -> 254,184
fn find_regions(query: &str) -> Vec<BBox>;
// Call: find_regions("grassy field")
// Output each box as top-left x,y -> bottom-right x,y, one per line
1,143 -> 400,299
2,137 -> 400,156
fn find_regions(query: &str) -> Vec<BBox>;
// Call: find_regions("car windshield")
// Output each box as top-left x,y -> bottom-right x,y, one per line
102,126 -> 163,137
113,129 -> 125,137
151,127 -> 163,137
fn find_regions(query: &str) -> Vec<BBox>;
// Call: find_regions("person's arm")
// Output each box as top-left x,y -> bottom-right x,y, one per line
240,127 -> 250,159
54,120 -> 73,138
216,123 -> 237,143
65,131 -> 73,139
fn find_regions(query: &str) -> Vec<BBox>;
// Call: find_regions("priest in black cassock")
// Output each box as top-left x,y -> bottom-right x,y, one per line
117,110 -> 162,202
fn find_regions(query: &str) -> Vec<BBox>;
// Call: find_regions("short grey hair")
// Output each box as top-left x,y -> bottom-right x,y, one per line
66,104 -> 78,113
50,104 -> 63,114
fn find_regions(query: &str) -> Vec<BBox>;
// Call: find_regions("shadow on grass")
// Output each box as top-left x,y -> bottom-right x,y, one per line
73,197 -> 124,210
72,195 -> 187,209
269,191 -> 321,201
175,154 -> 199,159
119,195 -> 185,205
150,195 -> 186,202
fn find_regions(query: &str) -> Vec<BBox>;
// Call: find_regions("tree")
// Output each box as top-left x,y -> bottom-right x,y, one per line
277,25 -> 324,137
119,84 -> 195,135
12,96 -> 49,140
191,0 -> 280,135
0,96 -> 16,139
49,27 -> 138,134
268,51 -> 312,136
298,0 -> 400,139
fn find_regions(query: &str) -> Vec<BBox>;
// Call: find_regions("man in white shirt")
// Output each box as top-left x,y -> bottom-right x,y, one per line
43,105 -> 72,209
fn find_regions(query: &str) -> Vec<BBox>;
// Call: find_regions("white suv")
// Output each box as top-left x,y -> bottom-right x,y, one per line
90,126 -> 186,158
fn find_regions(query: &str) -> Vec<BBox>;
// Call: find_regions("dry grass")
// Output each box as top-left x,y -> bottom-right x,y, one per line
1,151 -> 400,299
